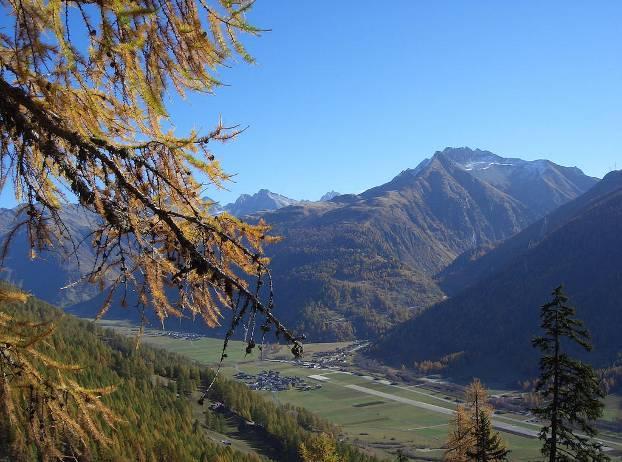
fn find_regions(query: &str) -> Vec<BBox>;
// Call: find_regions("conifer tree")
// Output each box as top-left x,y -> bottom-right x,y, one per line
467,410 -> 509,462
0,0 -> 300,349
0,290 -> 120,459
445,405 -> 474,462
444,379 -> 509,462
532,285 -> 609,461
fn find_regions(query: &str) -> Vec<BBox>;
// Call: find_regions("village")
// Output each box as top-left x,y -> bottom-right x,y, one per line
155,330 -> 204,341
233,370 -> 322,392
306,340 -> 368,368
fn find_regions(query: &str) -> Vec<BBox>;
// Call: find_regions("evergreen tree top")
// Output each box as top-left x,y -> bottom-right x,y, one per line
532,285 -> 608,462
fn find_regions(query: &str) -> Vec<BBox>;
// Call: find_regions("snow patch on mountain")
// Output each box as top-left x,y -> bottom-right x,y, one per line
463,161 -> 517,171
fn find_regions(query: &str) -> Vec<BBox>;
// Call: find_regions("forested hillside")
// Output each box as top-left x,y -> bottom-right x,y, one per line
373,170 -> 622,385
0,292 -> 378,462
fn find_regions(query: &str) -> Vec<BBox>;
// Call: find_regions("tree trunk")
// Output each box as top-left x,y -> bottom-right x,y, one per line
550,310 -> 560,462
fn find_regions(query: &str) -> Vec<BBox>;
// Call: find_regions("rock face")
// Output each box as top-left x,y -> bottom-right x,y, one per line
373,170 -> 622,385
223,189 -> 299,217
320,191 -> 341,201
439,147 -> 597,217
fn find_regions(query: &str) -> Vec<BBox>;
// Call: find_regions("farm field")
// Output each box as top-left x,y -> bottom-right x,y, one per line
100,322 -> 622,461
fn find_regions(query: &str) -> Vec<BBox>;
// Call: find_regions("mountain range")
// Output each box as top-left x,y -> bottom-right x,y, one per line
0,147 -> 605,353
254,148 -> 598,339
206,189 -> 341,217
0,188 -> 333,307
207,189 -> 299,216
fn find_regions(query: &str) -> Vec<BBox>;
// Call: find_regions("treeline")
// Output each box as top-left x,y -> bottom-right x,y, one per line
0,293 -> 379,462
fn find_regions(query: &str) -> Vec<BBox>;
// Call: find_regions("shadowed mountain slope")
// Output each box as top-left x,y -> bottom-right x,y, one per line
0,205 -> 103,307
372,170 -> 622,385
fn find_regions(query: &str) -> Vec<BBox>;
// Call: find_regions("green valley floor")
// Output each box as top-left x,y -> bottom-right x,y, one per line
102,321 -> 622,461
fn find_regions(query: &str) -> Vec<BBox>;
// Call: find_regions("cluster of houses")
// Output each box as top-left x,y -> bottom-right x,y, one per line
233,370 -> 322,392
308,348 -> 349,368
261,340 -> 369,371
303,340 -> 369,369
152,330 -> 203,341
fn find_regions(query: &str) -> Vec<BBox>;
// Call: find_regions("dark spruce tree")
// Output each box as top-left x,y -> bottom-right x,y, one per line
467,410 -> 510,462
532,286 -> 608,462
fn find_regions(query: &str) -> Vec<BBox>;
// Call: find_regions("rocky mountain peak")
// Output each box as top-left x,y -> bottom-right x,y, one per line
320,191 -> 341,201
435,146 -> 524,172
224,189 -> 298,217
437,146 -> 502,164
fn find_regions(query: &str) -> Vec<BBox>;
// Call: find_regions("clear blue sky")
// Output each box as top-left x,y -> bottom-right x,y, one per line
3,1 -> 622,206
177,1 -> 621,204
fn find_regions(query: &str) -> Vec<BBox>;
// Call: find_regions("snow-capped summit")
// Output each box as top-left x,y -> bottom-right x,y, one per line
437,147 -> 591,183
436,147 -> 598,213
437,147 -> 522,171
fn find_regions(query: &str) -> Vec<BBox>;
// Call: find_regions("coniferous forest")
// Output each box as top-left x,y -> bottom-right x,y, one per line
0,289 -> 378,462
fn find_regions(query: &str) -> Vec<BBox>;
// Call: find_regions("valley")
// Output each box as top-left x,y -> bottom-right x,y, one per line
101,321 -> 622,461
1,2 -> 619,459
3,147 -> 621,461
375,169 -> 622,382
